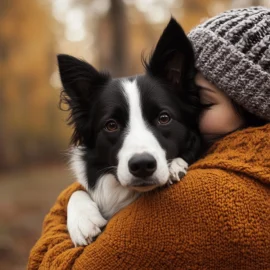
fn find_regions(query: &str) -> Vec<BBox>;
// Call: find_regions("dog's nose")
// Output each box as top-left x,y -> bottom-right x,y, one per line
128,153 -> 157,178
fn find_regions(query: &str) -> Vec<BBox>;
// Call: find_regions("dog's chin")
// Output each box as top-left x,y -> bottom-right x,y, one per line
124,176 -> 166,192
129,184 -> 158,192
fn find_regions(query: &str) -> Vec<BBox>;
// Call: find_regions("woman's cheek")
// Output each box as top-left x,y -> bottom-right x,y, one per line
199,110 -> 217,134
199,105 -> 230,134
199,104 -> 244,136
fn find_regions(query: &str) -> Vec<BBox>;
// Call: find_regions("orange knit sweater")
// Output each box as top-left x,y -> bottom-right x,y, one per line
28,124 -> 270,270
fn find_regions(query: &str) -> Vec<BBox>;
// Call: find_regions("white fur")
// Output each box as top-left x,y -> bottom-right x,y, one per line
69,146 -> 88,189
89,174 -> 139,219
117,79 -> 170,186
67,190 -> 107,246
168,158 -> 188,184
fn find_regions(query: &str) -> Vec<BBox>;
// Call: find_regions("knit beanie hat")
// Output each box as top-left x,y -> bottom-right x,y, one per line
188,6 -> 270,121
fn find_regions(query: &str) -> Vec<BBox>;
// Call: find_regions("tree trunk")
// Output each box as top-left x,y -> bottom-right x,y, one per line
107,0 -> 128,77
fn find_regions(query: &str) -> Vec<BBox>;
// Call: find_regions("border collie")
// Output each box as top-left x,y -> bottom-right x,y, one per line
57,18 -> 200,246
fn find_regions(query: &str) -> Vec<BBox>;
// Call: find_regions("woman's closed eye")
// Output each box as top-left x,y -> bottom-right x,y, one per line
199,89 -> 217,110
200,94 -> 216,109
201,102 -> 215,109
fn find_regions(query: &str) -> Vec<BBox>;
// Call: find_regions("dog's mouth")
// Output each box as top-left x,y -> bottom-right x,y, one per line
128,177 -> 163,192
129,184 -> 157,192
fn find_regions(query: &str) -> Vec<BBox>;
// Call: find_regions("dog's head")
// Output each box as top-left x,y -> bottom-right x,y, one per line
58,18 -> 200,191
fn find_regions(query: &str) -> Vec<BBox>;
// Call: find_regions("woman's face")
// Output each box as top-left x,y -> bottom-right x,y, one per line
195,73 -> 244,141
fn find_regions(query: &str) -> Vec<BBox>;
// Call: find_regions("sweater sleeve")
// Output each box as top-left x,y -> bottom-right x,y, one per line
28,168 -> 270,270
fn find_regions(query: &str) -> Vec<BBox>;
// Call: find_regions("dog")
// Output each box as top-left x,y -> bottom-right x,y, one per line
57,18 -> 201,246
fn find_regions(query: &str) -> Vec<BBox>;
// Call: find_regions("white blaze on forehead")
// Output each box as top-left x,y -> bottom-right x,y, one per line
117,79 -> 169,186
121,79 -> 158,152
122,79 -> 149,143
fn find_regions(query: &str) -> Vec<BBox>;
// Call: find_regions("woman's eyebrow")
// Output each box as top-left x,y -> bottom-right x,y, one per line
196,78 -> 213,88
199,86 -> 216,94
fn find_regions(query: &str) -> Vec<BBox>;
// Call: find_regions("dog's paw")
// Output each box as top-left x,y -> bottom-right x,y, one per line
168,158 -> 188,184
67,190 -> 107,246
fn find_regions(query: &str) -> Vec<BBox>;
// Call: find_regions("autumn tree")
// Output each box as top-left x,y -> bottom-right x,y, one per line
0,0 -> 66,169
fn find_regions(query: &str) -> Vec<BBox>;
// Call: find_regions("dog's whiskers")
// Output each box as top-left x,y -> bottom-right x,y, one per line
97,166 -> 117,176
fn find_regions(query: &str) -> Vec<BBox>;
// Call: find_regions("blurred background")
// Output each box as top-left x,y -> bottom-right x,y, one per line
0,0 -> 269,268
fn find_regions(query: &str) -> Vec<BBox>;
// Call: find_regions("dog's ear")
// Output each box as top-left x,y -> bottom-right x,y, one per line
145,17 -> 195,87
57,54 -> 110,145
57,54 -> 110,106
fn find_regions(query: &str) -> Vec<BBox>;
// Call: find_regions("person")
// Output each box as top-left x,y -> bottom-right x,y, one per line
28,6 -> 270,270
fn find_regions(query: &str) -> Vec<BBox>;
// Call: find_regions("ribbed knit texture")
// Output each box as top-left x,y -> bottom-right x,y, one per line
28,124 -> 270,269
188,6 -> 270,121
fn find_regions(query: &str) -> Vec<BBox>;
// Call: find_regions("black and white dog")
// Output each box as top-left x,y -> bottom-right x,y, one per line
57,18 -> 200,246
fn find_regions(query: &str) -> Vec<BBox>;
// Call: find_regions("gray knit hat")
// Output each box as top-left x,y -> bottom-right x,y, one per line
188,6 -> 270,121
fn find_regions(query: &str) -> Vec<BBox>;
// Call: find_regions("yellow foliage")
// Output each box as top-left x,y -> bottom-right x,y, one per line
0,0 -> 69,169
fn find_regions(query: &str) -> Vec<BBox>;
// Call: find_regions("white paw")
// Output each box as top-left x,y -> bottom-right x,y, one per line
168,158 -> 188,184
67,190 -> 107,246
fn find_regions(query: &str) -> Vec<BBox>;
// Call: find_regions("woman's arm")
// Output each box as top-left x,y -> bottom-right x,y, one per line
28,167 -> 270,270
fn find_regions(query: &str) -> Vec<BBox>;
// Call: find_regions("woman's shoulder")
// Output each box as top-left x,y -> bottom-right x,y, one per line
190,124 -> 270,186
208,124 -> 270,154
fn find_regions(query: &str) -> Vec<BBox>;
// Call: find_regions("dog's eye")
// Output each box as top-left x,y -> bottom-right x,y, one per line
158,112 -> 171,125
104,120 -> 119,132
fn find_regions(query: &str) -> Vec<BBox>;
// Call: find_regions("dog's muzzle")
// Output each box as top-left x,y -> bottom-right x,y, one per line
127,152 -> 160,191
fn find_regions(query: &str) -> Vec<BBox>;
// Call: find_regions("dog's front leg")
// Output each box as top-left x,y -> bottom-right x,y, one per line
168,158 -> 188,184
67,190 -> 107,246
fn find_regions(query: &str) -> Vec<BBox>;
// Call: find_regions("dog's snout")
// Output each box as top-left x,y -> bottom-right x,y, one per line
128,153 -> 157,178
